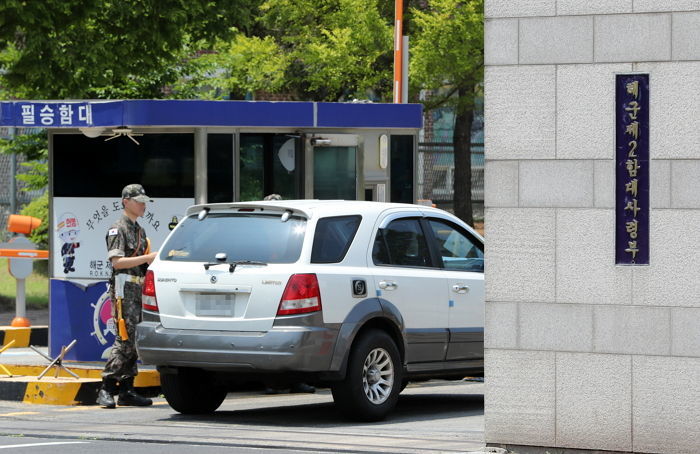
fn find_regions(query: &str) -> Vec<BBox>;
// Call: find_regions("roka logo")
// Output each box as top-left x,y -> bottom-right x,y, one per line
91,290 -> 116,346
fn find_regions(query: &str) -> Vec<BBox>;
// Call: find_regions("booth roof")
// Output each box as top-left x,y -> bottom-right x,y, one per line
0,99 -> 422,129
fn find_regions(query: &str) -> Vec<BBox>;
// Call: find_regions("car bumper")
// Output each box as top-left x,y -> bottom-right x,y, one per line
136,319 -> 340,373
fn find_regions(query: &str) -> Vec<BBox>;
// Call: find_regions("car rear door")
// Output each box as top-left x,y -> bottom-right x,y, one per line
424,216 -> 485,361
370,212 -> 449,364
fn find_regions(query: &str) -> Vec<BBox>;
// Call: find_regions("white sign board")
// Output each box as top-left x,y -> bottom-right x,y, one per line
1,237 -> 36,279
52,197 -> 193,279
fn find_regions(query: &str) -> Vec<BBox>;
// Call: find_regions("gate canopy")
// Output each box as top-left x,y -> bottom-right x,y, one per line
0,100 -> 422,129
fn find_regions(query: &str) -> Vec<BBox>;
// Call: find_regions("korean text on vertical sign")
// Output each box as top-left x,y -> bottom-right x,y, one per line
615,74 -> 649,265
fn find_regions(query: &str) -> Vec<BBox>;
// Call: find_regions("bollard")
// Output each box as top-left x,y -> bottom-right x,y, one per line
1,214 -> 47,327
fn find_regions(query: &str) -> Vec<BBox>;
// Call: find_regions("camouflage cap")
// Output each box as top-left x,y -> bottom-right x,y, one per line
121,184 -> 153,203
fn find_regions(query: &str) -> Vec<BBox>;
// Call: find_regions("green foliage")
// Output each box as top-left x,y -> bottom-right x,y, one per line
409,0 -> 484,225
17,160 -> 48,192
20,192 -> 49,251
0,130 -> 47,161
179,0 -> 393,101
260,0 -> 393,100
174,34 -> 289,99
0,130 -> 49,191
0,0 -> 261,98
409,0 -> 484,111
19,192 -> 50,277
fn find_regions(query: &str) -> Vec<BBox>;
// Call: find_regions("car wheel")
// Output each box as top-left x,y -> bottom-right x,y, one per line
160,368 -> 227,414
331,329 -> 402,421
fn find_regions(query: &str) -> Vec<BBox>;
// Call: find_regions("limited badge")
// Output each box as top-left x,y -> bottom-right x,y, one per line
108,228 -> 118,236
352,279 -> 367,298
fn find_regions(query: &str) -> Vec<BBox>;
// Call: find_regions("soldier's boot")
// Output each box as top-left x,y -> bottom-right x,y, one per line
117,378 -> 152,407
97,378 -> 118,408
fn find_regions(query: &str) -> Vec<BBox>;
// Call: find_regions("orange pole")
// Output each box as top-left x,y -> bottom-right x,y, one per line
393,0 -> 404,103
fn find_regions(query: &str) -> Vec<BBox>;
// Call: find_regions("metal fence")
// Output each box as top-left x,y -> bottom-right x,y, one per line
0,127 -> 46,241
417,142 -> 484,218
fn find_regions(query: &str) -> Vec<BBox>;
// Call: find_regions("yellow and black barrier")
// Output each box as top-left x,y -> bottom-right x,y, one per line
0,326 -> 49,348
0,376 -> 102,405
0,366 -> 160,405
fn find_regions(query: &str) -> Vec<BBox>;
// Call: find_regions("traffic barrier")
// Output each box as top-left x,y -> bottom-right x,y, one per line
0,376 -> 102,405
0,326 -> 48,348
0,366 -> 160,405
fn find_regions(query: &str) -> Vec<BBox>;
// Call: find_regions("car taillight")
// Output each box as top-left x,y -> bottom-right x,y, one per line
142,270 -> 159,312
277,274 -> 322,316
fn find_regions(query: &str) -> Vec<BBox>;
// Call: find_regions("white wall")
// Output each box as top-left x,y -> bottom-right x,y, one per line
484,2 -> 700,453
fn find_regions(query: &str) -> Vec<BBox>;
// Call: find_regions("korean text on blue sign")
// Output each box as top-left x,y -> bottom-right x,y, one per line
615,74 -> 649,265
15,102 -> 92,127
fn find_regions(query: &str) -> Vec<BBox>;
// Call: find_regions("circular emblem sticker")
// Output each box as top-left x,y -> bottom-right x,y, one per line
91,289 -> 115,346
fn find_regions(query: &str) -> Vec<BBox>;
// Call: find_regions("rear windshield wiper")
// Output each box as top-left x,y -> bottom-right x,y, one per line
204,260 -> 268,273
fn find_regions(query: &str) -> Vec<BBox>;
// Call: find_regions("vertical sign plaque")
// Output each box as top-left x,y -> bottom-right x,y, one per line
616,74 -> 649,265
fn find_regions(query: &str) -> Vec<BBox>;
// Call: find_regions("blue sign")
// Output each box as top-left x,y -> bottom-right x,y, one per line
50,279 -> 116,361
13,102 -> 94,127
1,100 -> 423,129
615,74 -> 649,265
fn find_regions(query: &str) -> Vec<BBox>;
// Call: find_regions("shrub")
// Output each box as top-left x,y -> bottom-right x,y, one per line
20,192 -> 49,276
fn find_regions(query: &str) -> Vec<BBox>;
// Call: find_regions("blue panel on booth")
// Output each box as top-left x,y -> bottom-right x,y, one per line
124,100 -> 314,127
2,100 -> 423,129
0,101 -> 124,128
50,279 -> 115,362
316,103 -> 423,128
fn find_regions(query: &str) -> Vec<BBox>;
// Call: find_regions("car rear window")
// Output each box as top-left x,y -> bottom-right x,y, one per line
311,215 -> 362,263
160,212 -> 306,263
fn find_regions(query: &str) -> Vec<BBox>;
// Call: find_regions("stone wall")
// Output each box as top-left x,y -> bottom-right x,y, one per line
484,1 -> 700,452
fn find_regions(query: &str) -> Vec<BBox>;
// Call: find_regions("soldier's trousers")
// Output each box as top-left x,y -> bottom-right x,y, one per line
101,282 -> 142,381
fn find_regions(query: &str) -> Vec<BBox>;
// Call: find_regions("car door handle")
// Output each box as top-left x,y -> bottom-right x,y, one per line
379,280 -> 398,290
452,284 -> 469,294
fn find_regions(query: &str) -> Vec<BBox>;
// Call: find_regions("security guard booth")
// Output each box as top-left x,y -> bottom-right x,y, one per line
0,100 -> 422,360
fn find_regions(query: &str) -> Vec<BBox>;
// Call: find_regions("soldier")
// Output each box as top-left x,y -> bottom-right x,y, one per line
97,184 -> 158,408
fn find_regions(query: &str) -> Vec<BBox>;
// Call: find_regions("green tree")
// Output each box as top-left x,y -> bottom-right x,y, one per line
0,0 -> 261,98
0,131 -> 49,272
179,0 -> 394,102
409,0 -> 483,225
0,131 -> 49,191
20,192 -> 50,276
173,34 -> 290,100
1,131 -> 48,254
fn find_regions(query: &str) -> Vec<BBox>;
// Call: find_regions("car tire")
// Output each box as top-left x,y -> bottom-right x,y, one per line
331,329 -> 402,422
160,368 -> 227,414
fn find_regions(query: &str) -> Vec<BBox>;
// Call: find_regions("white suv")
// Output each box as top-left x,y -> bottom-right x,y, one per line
136,200 -> 484,421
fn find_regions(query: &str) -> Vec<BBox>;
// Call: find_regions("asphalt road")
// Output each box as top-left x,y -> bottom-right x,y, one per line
0,379 -> 485,453
0,436 -> 311,454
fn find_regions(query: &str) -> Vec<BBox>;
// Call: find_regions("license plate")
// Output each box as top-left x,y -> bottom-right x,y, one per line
195,293 -> 235,317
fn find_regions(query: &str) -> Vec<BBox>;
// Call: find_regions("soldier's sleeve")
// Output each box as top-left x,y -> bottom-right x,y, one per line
106,225 -> 126,259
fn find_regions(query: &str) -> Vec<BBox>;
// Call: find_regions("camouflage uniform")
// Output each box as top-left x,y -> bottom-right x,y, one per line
101,214 -> 149,381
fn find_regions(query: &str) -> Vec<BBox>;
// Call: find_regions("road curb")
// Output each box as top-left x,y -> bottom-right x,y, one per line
0,326 -> 49,348
0,376 -> 102,405
0,366 -> 160,405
